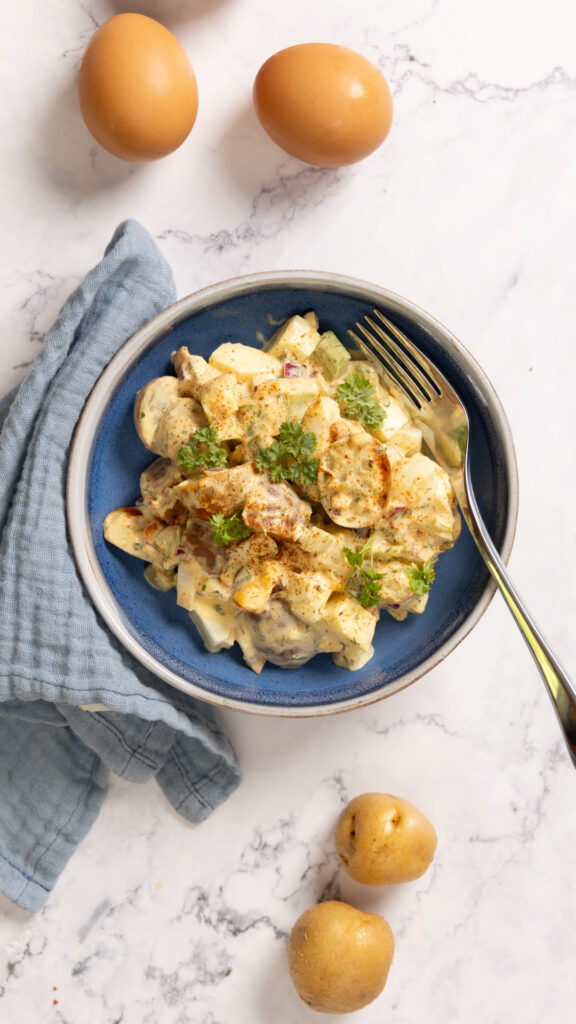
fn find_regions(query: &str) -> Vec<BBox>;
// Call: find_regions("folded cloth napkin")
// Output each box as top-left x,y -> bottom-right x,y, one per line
0,220 -> 241,912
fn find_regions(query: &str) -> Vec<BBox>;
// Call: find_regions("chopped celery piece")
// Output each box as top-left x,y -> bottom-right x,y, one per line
312,331 -> 351,380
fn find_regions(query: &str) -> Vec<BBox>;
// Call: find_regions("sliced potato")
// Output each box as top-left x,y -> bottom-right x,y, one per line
318,431 -> 391,528
236,378 -> 321,455
236,400 -> 285,453
139,458 -> 186,523
134,377 -> 180,450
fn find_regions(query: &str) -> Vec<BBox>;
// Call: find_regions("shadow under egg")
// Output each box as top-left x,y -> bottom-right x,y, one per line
102,0 -> 237,28
35,75 -> 151,199
215,103 -> 351,207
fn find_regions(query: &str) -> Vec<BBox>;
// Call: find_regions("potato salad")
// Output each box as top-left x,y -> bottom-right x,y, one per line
103,313 -> 461,673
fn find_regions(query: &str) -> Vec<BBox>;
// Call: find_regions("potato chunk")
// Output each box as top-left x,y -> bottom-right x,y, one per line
175,464 -> 256,516
301,396 -> 341,455
152,398 -> 207,459
176,557 -> 207,611
103,507 -> 158,563
199,373 -> 241,440
322,592 -> 376,649
286,571 -> 333,623
209,343 -> 282,382
233,560 -> 287,614
171,349 -> 220,398
252,377 -> 320,422
265,315 -> 321,362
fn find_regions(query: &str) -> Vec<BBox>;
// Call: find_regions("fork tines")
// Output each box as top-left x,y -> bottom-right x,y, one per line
348,310 -> 441,410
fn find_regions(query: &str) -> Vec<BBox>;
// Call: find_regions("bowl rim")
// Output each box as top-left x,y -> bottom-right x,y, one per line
67,268 -> 519,717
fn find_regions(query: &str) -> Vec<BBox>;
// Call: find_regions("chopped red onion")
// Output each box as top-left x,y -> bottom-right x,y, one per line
284,361 -> 307,378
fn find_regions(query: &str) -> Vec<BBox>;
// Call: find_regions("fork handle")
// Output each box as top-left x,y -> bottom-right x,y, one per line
462,481 -> 576,767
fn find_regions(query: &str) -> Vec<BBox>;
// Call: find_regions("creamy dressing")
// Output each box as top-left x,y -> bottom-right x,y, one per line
103,313 -> 461,673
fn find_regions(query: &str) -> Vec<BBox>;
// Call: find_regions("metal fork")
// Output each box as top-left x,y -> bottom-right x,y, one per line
349,309 -> 576,767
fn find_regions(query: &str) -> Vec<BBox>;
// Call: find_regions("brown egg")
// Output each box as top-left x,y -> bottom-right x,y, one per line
253,43 -> 393,168
78,14 -> 198,162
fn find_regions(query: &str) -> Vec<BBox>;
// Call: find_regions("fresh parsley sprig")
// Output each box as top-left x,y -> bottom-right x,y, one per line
210,512 -> 254,547
405,560 -> 436,596
255,421 -> 319,487
343,532 -> 385,609
335,372 -> 385,430
178,426 -> 227,476
356,567 -> 385,608
343,546 -> 365,568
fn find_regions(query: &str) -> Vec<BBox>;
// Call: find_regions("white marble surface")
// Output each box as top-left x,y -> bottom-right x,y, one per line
2,0 -> 576,1020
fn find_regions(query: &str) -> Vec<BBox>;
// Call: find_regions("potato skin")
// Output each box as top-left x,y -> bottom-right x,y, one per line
335,792 -> 437,885
287,900 -> 394,1014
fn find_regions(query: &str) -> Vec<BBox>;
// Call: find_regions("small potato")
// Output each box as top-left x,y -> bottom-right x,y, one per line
287,900 -> 394,1014
335,792 -> 437,885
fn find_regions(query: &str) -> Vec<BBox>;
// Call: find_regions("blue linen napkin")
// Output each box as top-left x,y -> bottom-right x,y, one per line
0,220 -> 241,912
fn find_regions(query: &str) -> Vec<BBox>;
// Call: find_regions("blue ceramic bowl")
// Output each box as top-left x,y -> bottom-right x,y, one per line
67,271 -> 518,716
